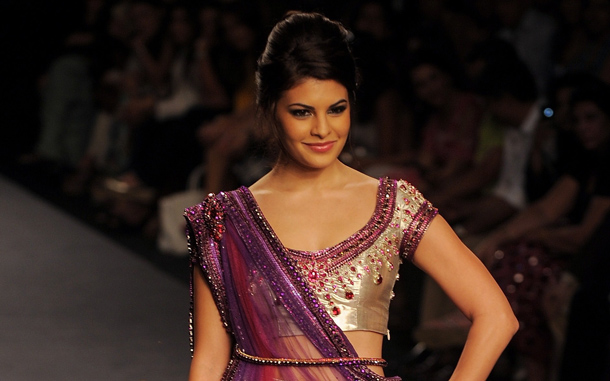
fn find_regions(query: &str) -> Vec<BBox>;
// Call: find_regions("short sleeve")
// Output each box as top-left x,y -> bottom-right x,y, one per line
183,194 -> 232,356
396,180 -> 438,261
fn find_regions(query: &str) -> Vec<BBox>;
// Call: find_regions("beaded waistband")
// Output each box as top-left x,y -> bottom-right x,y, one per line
235,345 -> 387,367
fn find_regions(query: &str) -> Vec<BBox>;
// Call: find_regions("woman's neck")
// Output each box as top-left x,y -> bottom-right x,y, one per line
263,159 -> 352,192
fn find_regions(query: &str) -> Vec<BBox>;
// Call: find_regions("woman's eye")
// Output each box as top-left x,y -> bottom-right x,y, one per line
328,105 -> 347,115
289,109 -> 311,118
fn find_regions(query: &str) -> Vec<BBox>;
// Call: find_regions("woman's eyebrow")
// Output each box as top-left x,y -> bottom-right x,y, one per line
287,99 -> 347,109
329,99 -> 348,107
287,102 -> 314,109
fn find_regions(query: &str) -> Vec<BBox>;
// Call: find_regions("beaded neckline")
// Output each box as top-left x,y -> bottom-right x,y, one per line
238,178 -> 395,260
237,178 -> 397,320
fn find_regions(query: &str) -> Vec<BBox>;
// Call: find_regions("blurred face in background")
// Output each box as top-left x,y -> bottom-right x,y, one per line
495,0 -> 528,28
222,13 -> 255,52
355,2 -> 389,40
198,6 -> 219,41
107,3 -> 131,42
572,101 -> 610,151
169,8 -> 194,46
560,0 -> 583,26
419,0 -> 444,20
131,2 -> 163,41
411,63 -> 453,108
584,0 -> 610,38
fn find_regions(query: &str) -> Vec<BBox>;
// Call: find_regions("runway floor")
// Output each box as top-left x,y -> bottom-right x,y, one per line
0,175 -> 190,380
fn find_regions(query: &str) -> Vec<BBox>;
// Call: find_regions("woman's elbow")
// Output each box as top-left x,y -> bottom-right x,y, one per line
477,304 -> 519,338
500,309 -> 519,337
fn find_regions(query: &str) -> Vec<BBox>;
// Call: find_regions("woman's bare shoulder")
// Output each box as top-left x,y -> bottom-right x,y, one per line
343,166 -> 379,190
247,173 -> 274,197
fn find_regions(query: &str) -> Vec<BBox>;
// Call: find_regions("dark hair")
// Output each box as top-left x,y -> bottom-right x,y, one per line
256,12 -> 359,125
569,76 -> 610,119
407,49 -> 467,90
474,54 -> 538,102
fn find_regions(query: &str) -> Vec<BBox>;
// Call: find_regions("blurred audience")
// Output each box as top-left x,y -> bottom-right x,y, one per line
348,0 -> 409,161
477,77 -> 610,380
559,213 -> 610,381
494,0 -> 557,93
407,50 -> 483,191
24,0 -> 108,169
449,54 -> 541,236
556,0 -> 610,82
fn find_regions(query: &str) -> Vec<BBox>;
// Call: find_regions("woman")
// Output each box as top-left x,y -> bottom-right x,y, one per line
185,12 -> 517,380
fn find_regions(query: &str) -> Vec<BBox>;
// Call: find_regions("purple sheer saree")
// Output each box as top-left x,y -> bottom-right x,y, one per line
185,178 -> 437,380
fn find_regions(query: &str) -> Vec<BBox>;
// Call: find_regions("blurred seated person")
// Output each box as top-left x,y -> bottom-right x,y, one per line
120,3 -> 230,194
525,72 -> 593,202
94,2 -> 233,228
102,3 -> 213,190
426,112 -> 504,225
409,51 -> 483,189
24,0 -> 109,170
493,0 -> 556,93
433,71 -> 595,230
365,50 -> 483,192
476,78 -> 610,381
120,0 -> 171,103
405,55 -> 542,371
426,40 -> 521,227
347,0 -> 411,161
196,4 -> 267,194
447,56 -> 541,236
557,0 -> 610,83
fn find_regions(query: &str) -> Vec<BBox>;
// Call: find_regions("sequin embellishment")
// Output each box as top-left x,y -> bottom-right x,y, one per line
202,193 -> 225,241
282,180 -> 399,316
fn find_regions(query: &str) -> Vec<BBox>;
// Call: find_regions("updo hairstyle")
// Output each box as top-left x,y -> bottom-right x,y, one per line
256,12 -> 359,131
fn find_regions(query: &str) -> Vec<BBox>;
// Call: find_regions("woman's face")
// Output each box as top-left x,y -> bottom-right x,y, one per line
411,63 -> 452,108
274,78 -> 350,170
573,101 -> 610,151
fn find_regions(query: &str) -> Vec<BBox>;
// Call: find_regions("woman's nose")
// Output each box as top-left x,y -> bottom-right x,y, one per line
311,115 -> 331,138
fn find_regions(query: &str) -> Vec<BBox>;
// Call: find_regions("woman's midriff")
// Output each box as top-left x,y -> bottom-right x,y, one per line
274,331 -> 385,376
346,330 -> 385,376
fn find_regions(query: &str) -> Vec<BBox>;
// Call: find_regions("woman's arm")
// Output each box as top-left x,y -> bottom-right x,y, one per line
476,175 -> 580,263
428,145 -> 502,207
189,267 -> 232,381
413,216 -> 518,380
524,196 -> 610,253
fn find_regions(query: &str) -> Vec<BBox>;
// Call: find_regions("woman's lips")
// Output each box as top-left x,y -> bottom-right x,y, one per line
305,141 -> 336,153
